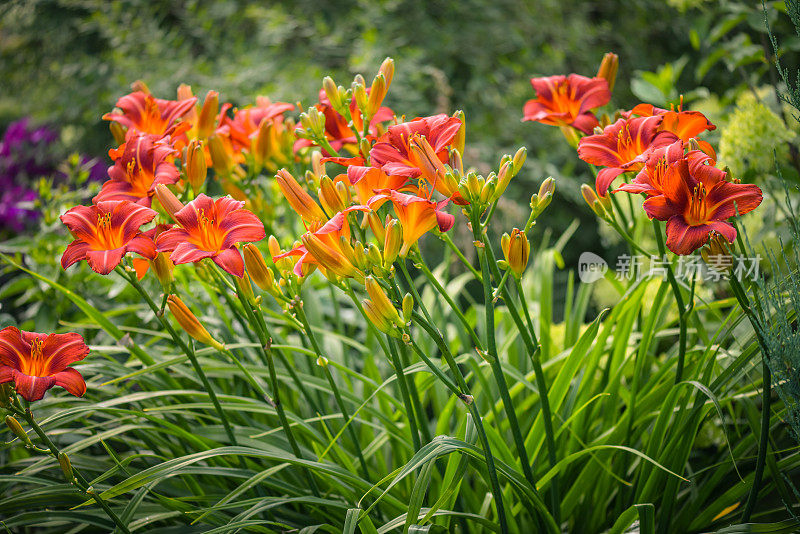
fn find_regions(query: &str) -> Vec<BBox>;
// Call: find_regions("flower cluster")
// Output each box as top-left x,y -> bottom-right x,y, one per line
523,54 -> 762,255
60,84 -> 273,276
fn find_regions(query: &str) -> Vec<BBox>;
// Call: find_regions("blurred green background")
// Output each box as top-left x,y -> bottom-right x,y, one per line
1,0 -> 797,268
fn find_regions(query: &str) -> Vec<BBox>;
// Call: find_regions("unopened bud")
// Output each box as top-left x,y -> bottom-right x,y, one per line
596,52 -> 619,93
185,140 -> 207,193
167,295 -> 224,351
5,416 -> 32,447
268,235 -> 282,259
581,184 -> 609,220
155,184 -> 184,220
402,293 -> 413,324
58,452 -> 74,481
367,211 -> 387,243
276,169 -> 326,222
367,74 -> 387,119
244,244 -> 275,290
319,176 -> 347,217
365,277 -> 402,325
151,252 -> 174,289
492,162 -> 513,201
207,134 -> 233,177
378,58 -> 395,90
701,233 -> 734,272
323,76 -> 344,112
311,150 -> 325,178
453,110 -> 466,156
109,121 -> 126,145
237,272 -> 256,304
501,228 -> 530,277
383,219 -> 402,266
512,147 -> 527,173
131,80 -> 150,94
353,83 -> 368,115
197,91 -> 219,139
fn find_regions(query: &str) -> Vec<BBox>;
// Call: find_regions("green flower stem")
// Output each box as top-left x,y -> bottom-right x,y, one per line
477,227 -> 559,523
386,337 -> 422,451
342,281 -> 425,448
729,275 -> 772,522
119,268 -> 238,446
293,300 -> 372,479
410,253 -> 484,350
514,277 -> 560,525
14,404 -> 132,534
439,233 -> 483,279
652,219 -> 688,383
469,210 -> 556,522
233,289 -> 322,498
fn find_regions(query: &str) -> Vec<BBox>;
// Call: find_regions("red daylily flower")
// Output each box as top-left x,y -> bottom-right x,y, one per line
94,132 -> 179,206
641,158 -> 762,255
346,165 -> 412,205
577,116 -> 679,195
217,98 -> 295,154
523,74 -> 611,134
625,103 -> 716,142
615,140 -> 724,197
368,189 -> 454,256
155,194 -> 266,277
103,91 -> 197,140
370,114 -> 462,178
61,201 -> 157,275
0,326 -> 89,402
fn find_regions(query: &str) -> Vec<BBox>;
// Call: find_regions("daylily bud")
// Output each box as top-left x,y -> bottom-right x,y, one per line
353,242 -> 370,272
177,84 -> 193,101
530,177 -> 555,219
465,171 -> 482,201
581,184 -> 609,220
167,295 -> 224,351
319,176 -> 346,217
151,252 -> 174,289
453,110 -> 466,156
197,91 -> 219,139
311,150 -> 325,178
501,228 -> 530,277
378,57 -> 395,90
155,184 -> 184,220
492,161 -> 513,201
5,416 -> 32,447
276,169 -> 326,222
596,52 -> 619,93
254,119 -> 274,167
383,219 -> 402,266
353,83 -> 368,115
268,235 -> 282,259
244,244 -> 273,289
512,147 -> 527,174
363,299 -> 399,336
336,180 -> 351,206
480,179 -> 496,204
58,452 -> 73,482
109,121 -> 126,145
131,80 -> 150,94
367,211 -> 386,243
365,277 -> 402,330
402,293 -> 413,324
207,134 -> 233,177
450,147 -> 464,175
367,243 -> 383,270
237,272 -> 256,304
185,140 -> 207,193
300,106 -> 326,138
359,138 -> 371,159
323,76 -> 344,112
367,74 -> 387,119
701,233 -> 734,273
303,233 -> 354,278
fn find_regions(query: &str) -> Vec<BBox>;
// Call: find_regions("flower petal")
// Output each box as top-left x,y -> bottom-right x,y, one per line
85,247 -> 127,275
53,367 -> 87,397
212,248 -> 245,277
11,370 -> 55,402
61,240 -> 91,270
41,333 -> 89,374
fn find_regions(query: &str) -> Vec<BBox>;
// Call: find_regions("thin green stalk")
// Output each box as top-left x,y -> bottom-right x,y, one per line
515,277 -> 560,525
729,275 -> 773,522
412,253 -> 484,350
16,404 -> 132,534
397,340 -> 433,444
386,337 -> 422,451
439,233 -> 482,279
119,268 -> 238,446
652,219 -> 688,383
294,301 -> 372,479
233,287 -> 322,498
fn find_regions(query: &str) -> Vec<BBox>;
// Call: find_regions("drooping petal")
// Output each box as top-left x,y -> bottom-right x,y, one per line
85,247 -> 127,275
11,370 -> 55,402
0,326 -> 26,369
126,234 -> 157,260
170,242 -> 215,265
596,167 -> 627,196
665,216 -> 735,255
61,241 -> 91,270
212,247 -> 245,277
156,227 -> 192,252
52,368 -> 87,397
643,195 -> 676,221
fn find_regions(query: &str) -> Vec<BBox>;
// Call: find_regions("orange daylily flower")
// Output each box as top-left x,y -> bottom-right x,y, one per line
641,156 -> 762,255
61,201 -> 157,275
0,326 -> 89,402
94,132 -> 179,206
368,189 -> 455,256
217,97 -> 295,154
577,116 -> 679,195
274,207 -> 367,279
103,91 -> 197,140
625,102 -> 716,142
155,194 -> 266,277
523,74 -> 611,134
346,165 -> 411,205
